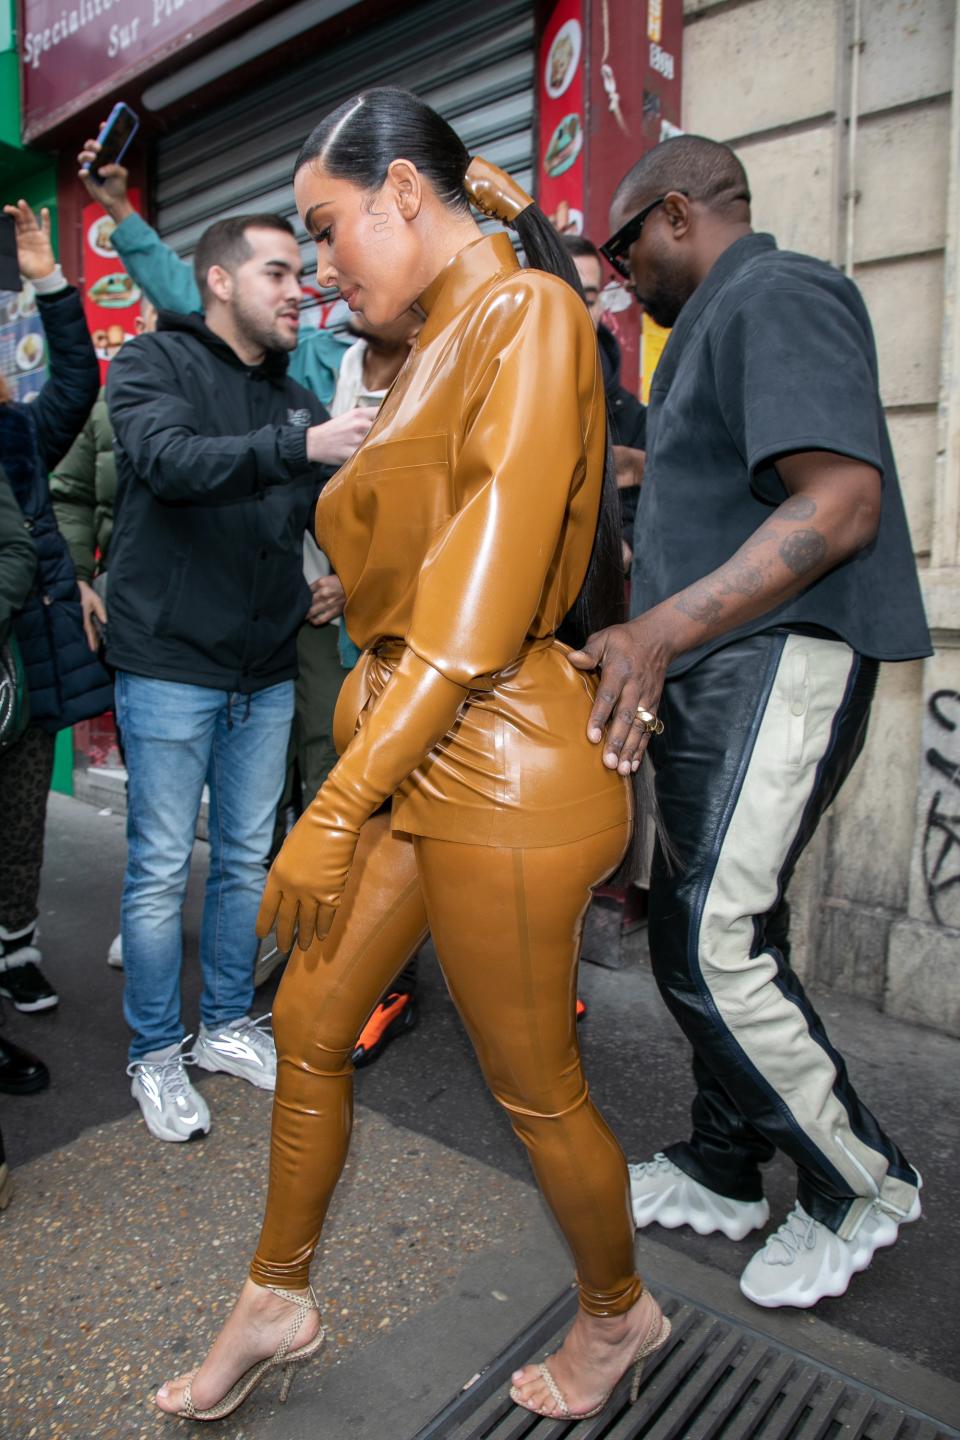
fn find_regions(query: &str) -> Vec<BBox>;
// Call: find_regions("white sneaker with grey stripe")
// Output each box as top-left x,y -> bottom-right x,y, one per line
127,1038 -> 211,1143
194,1013 -> 276,1090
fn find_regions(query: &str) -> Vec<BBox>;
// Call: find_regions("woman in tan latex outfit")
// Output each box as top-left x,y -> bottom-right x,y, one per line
155,88 -> 669,1424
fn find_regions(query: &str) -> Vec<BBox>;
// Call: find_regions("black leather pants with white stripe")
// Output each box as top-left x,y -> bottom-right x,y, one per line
648,629 -> 918,1239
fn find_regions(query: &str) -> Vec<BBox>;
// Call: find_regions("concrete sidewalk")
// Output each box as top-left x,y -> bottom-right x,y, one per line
3,1084 -> 958,1439
0,794 -> 958,1438
0,1075 -> 575,1439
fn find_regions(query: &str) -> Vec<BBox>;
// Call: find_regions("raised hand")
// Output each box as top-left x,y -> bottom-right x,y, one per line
2,200 -> 56,281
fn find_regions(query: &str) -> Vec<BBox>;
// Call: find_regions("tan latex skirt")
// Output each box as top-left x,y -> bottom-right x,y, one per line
333,638 -> 629,849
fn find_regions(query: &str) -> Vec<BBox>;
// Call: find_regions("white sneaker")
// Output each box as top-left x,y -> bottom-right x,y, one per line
194,1013 -> 276,1090
629,1152 -> 770,1240
127,1039 -> 211,1143
107,933 -> 123,969
739,1182 -> 923,1309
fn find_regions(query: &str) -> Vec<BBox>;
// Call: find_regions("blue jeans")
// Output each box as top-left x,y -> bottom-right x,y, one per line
115,672 -> 295,1061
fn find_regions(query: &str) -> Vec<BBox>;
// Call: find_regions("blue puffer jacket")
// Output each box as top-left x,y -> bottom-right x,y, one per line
0,287 -> 112,731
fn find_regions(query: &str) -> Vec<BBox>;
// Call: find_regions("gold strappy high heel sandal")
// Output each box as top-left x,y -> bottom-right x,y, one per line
511,1299 -> 671,1421
172,1285 -> 325,1421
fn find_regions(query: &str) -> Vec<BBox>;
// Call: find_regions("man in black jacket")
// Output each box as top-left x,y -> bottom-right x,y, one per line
107,213 -> 371,1142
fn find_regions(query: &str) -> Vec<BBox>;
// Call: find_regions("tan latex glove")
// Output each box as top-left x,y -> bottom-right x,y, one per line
256,648 -> 466,951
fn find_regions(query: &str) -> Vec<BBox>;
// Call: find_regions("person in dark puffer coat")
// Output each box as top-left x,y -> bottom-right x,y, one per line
0,199 -> 109,1019
0,462 -> 51,1120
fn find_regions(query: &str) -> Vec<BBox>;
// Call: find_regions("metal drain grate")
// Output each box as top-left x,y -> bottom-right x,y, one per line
412,1286 -> 959,1440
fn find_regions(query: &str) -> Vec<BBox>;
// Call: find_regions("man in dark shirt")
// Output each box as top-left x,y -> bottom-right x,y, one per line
570,136 -> 931,1308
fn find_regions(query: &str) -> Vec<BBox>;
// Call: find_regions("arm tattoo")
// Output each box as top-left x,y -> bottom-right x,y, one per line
674,516 -> 826,633
779,495 -> 817,522
780,527 -> 828,575
675,554 -> 763,628
675,586 -> 724,625
723,556 -> 764,597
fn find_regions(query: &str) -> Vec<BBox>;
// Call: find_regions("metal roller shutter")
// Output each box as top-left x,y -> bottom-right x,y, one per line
154,0 -> 534,275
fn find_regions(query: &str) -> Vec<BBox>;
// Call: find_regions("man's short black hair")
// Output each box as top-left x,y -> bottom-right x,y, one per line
561,234 -> 603,267
193,213 -> 297,307
614,135 -> 751,218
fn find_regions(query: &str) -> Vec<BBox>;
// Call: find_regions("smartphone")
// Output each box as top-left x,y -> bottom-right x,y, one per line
82,102 -> 139,177
0,214 -> 19,293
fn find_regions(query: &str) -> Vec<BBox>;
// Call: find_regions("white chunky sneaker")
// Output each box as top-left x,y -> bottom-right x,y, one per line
739,1182 -> 923,1309
107,933 -> 123,969
127,1039 -> 211,1143
194,1013 -> 276,1090
629,1153 -> 770,1240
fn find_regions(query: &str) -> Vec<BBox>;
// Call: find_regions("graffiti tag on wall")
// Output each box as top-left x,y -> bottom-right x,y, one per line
922,690 -> 960,929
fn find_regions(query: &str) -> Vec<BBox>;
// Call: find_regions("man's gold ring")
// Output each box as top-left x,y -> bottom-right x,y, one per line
635,706 -> 664,736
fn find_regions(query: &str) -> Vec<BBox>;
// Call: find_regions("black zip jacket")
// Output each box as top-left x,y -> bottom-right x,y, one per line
105,311 -> 330,693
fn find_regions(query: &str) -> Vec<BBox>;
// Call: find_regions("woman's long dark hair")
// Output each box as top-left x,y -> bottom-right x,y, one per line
511,208 -> 625,646
295,88 -> 624,645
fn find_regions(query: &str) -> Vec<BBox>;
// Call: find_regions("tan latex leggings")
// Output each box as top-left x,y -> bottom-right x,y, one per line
250,812 -> 642,1317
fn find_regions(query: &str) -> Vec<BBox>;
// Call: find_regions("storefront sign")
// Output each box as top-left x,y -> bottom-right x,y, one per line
586,0 -> 683,396
537,0 -> 586,236
19,0 -> 266,140
82,189 -> 144,382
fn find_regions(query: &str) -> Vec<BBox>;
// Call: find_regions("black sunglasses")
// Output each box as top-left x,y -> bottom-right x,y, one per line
600,194 -> 670,279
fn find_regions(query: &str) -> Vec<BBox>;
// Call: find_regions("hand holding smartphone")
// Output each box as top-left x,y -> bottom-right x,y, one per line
80,102 -> 139,178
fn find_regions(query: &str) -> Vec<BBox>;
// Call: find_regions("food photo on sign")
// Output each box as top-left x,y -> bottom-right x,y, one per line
544,113 -> 583,179
539,0 -> 586,237
82,193 -> 143,372
545,16 -> 582,98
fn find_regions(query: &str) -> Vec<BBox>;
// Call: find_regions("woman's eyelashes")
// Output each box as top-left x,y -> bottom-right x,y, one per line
313,225 -> 333,247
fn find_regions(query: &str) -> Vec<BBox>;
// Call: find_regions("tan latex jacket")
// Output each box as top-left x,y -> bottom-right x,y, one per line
258,233 -> 623,952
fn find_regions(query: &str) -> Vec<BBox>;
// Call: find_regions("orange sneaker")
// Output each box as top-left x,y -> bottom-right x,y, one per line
351,992 -> 418,1068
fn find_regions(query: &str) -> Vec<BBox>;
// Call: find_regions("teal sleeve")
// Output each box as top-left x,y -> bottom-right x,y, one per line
110,212 -> 202,314
289,328 -> 351,407
337,623 -> 362,671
